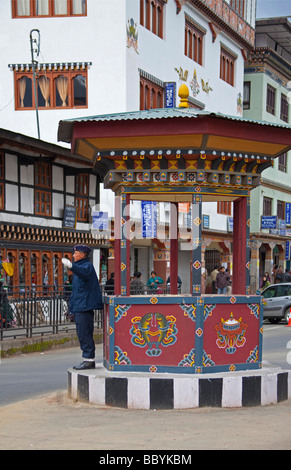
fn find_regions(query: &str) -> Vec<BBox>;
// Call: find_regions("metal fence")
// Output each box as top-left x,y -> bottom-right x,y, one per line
0,286 -> 103,341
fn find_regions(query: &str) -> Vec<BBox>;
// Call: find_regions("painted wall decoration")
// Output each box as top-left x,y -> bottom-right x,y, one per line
201,78 -> 213,94
190,69 -> 200,97
127,18 -> 138,53
174,67 -> 188,82
237,92 -> 243,115
104,295 -> 263,374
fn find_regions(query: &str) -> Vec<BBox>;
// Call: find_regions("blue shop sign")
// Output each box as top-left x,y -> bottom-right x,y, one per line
142,201 -> 157,238
286,203 -> 291,225
165,82 -> 176,108
92,211 -> 108,230
286,241 -> 290,260
261,216 -> 277,229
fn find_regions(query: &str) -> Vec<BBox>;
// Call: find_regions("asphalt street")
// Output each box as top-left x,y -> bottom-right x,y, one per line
0,323 -> 290,450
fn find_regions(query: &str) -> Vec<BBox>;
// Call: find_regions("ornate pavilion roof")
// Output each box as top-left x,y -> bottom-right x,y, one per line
58,101 -> 291,201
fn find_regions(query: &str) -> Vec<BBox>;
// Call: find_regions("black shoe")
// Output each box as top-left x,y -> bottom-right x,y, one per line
73,361 -> 95,370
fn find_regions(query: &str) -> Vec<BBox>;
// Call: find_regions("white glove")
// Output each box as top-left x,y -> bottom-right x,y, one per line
62,258 -> 72,269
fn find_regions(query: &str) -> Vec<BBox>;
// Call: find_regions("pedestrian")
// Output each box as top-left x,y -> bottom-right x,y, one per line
105,272 -> 115,295
210,265 -> 219,294
275,265 -> 283,284
130,271 -> 145,294
215,265 -> 230,295
166,275 -> 182,293
62,245 -> 103,370
282,269 -> 291,283
260,273 -> 271,291
147,271 -> 164,292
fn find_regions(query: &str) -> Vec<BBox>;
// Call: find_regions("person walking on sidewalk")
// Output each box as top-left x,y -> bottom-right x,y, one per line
215,265 -> 230,295
62,245 -> 103,370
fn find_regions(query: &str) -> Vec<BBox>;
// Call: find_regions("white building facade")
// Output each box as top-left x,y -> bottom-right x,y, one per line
0,0 -> 256,288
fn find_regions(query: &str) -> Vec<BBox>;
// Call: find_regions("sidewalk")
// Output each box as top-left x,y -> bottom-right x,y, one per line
0,389 -> 290,450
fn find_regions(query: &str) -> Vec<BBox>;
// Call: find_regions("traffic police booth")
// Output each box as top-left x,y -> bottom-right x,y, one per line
59,86 -> 291,406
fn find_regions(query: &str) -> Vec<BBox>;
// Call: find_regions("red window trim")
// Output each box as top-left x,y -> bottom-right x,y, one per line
220,46 -> 236,87
184,19 -> 204,66
12,0 -> 87,18
14,69 -> 87,111
140,0 -> 164,39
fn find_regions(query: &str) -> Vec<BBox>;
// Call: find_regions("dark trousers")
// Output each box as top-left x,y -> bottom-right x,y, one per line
74,310 -> 95,359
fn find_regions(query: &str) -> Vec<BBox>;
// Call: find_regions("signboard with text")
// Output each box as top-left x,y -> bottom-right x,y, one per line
141,201 -> 157,238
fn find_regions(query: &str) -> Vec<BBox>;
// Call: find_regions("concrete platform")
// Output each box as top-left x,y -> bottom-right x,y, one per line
68,363 -> 291,409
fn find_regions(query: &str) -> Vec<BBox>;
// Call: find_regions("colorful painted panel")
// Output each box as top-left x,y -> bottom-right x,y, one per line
114,302 -> 196,371
103,295 -> 263,374
202,298 -> 261,370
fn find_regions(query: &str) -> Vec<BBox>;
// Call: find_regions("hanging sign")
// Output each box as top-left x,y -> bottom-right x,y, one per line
165,82 -> 176,108
286,203 -> 291,226
141,201 -> 158,238
261,216 -> 277,229
63,205 -> 77,229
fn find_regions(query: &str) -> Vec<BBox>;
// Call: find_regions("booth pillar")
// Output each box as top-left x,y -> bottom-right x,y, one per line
170,202 -> 178,294
232,196 -> 251,295
114,193 -> 130,295
191,194 -> 202,295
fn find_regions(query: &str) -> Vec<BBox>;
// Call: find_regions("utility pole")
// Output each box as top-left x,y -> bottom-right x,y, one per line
30,29 -> 41,140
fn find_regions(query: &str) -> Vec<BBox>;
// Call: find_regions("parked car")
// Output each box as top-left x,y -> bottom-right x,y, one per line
261,283 -> 291,323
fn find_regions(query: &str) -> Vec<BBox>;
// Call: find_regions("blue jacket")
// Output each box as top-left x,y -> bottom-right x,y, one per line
69,258 -> 103,313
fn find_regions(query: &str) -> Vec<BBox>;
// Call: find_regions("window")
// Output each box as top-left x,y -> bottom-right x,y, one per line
75,173 -> 89,222
217,201 -> 232,215
34,162 -> 51,216
243,81 -> 251,110
266,84 -> 276,115
220,47 -> 236,86
12,0 -> 87,18
0,153 -> 4,210
230,0 -> 245,17
278,152 -> 287,173
263,197 -> 272,216
280,94 -> 289,123
14,69 -> 87,110
277,200 -> 285,221
184,19 -> 204,65
140,76 -> 164,110
35,190 -> 52,216
140,0 -> 164,38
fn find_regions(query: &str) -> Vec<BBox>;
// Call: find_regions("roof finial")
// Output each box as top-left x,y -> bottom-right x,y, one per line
178,84 -> 189,108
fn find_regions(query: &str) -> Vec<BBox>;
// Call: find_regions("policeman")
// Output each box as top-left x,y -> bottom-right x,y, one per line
62,245 -> 103,370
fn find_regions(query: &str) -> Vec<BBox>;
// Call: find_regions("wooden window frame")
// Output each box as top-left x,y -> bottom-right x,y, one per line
12,0 -> 87,18
75,173 -> 89,222
263,197 -> 272,216
278,152 -> 287,173
34,162 -> 52,216
230,0 -> 245,17
35,162 -> 51,189
140,0 -> 164,39
280,94 -> 289,123
266,84 -> 276,115
243,81 -> 251,110
277,200 -> 285,221
35,189 -> 52,216
217,201 -> 232,216
140,76 -> 164,110
184,19 -> 204,66
14,69 -> 87,111
220,46 -> 236,87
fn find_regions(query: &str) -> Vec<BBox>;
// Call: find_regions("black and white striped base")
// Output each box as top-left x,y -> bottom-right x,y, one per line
68,365 -> 291,409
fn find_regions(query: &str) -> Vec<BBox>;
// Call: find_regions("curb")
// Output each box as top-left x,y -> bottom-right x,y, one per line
0,329 -> 102,357
68,364 -> 291,409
